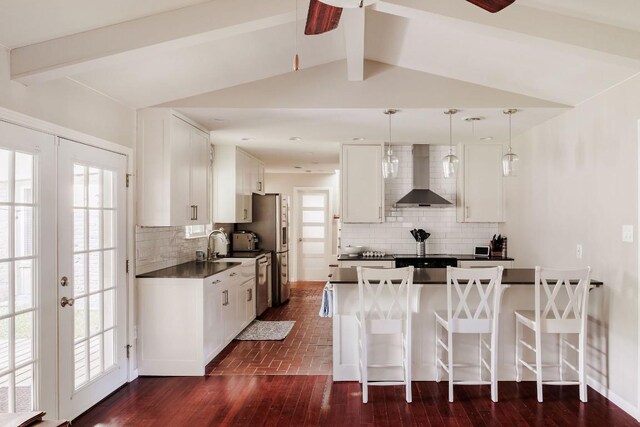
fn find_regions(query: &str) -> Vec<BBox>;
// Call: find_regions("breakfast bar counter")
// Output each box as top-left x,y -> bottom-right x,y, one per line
329,267 -> 602,382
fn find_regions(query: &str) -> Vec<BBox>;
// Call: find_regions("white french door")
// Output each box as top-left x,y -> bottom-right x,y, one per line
295,189 -> 330,281
57,139 -> 127,420
0,121 -> 56,415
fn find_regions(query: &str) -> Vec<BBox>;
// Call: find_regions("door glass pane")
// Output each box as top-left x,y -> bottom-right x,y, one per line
14,259 -> 33,312
89,252 -> 101,292
89,335 -> 102,380
14,207 -> 33,258
73,209 -> 85,252
302,210 -> 324,223
0,319 -> 8,372
14,153 -> 33,204
302,226 -> 324,239
102,171 -> 114,208
74,254 -> 86,296
14,312 -> 32,366
74,297 -> 87,341
302,194 -> 324,208
103,290 -> 115,330
104,329 -> 114,370
88,168 -> 101,208
15,364 -> 33,413
0,207 -> 9,259
88,209 -> 100,250
73,165 -> 87,207
302,242 -> 324,255
89,293 -> 101,336
0,374 -> 9,412
103,211 -> 114,249
0,263 -> 7,317
74,341 -> 88,388
103,250 -> 114,289
0,149 -> 10,203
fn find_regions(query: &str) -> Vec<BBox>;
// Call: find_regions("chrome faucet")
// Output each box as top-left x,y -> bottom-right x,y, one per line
207,228 -> 230,260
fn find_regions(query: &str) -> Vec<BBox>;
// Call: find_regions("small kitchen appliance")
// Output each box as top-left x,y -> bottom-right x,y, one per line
232,231 -> 259,252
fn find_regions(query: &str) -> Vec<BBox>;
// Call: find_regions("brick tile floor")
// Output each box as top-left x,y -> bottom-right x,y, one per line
206,281 -> 332,376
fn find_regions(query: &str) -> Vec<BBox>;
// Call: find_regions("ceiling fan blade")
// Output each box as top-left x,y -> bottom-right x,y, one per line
465,0 -> 515,13
305,0 -> 343,35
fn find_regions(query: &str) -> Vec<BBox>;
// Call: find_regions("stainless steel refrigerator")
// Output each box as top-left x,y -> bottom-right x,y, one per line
238,194 -> 289,306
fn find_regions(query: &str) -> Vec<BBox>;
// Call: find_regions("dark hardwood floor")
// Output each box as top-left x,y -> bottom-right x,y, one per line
73,282 -> 639,427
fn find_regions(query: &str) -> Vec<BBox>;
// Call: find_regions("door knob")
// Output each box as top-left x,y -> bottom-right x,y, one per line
60,297 -> 75,307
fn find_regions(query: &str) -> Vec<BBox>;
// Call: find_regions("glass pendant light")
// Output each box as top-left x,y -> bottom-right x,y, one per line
502,109 -> 519,177
442,109 -> 459,178
382,109 -> 399,179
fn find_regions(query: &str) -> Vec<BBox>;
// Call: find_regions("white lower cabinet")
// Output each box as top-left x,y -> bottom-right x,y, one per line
138,264 -> 256,376
457,260 -> 514,268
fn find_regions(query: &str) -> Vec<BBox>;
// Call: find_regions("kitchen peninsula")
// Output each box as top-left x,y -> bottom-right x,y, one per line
330,267 -> 602,382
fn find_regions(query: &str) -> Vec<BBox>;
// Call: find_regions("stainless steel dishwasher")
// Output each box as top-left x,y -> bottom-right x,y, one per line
256,253 -> 271,316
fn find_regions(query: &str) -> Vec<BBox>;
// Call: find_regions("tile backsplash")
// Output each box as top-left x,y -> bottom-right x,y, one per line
135,223 -> 232,275
340,145 -> 499,255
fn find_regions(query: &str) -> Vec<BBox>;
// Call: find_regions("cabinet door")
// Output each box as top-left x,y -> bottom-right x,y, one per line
203,281 -> 221,363
256,162 -> 265,195
246,280 -> 256,323
341,145 -> 383,223
224,285 -> 240,342
170,116 -> 193,225
189,128 -> 210,225
460,144 -> 504,222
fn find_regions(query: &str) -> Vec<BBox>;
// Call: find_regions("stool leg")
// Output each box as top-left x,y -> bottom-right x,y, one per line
448,330 -> 454,402
435,321 -> 441,382
559,333 -> 564,382
535,328 -> 543,403
515,319 -> 522,382
491,331 -> 498,402
578,331 -> 587,403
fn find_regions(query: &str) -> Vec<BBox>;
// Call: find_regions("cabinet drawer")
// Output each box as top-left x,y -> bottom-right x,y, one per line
206,266 -> 243,287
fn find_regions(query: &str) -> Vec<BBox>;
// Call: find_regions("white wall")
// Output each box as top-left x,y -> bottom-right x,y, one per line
265,172 -> 339,280
501,75 -> 640,417
341,145 -> 500,255
0,47 -> 135,147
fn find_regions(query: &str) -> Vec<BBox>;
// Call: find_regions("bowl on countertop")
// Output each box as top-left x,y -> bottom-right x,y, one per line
342,245 -> 364,256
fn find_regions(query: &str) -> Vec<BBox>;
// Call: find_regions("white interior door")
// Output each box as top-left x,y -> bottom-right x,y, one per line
296,189 -> 330,281
0,122 -> 56,415
57,139 -> 127,420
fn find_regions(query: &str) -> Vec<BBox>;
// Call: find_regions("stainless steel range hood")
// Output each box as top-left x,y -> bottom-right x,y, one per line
394,145 -> 452,208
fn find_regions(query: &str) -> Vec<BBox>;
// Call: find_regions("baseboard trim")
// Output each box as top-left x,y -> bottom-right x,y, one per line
588,376 -> 640,421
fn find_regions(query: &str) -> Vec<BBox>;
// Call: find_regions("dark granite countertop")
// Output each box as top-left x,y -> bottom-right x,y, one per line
224,250 -> 271,258
136,261 -> 242,279
338,254 -> 514,261
329,267 -> 602,286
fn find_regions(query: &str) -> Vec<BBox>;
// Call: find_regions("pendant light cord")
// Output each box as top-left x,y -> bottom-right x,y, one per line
508,111 -> 512,154
388,111 -> 392,156
449,112 -> 453,155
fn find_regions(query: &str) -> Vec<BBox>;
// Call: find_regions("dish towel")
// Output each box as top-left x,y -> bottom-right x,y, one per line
319,282 -> 334,318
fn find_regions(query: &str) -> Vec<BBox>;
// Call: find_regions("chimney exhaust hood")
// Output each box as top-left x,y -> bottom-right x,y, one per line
394,145 -> 452,208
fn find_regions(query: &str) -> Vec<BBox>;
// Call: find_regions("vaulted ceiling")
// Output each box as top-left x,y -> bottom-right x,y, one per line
3,0 -> 639,171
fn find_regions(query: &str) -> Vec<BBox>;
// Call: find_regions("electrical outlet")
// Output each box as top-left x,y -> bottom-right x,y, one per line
622,225 -> 634,243
576,244 -> 583,259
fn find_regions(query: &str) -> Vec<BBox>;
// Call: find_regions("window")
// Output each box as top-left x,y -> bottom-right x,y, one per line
185,224 -> 212,239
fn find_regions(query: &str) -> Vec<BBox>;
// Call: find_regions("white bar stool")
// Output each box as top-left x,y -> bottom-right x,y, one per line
435,266 -> 504,402
356,266 -> 414,404
515,266 -> 591,402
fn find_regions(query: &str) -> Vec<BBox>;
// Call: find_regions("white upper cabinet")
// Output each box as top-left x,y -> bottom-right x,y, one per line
213,146 -> 265,223
456,143 -> 505,223
137,108 -> 210,226
341,144 -> 384,223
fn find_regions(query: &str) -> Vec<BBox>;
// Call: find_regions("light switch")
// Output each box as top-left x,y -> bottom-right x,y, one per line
622,225 -> 634,243
576,244 -> 583,259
